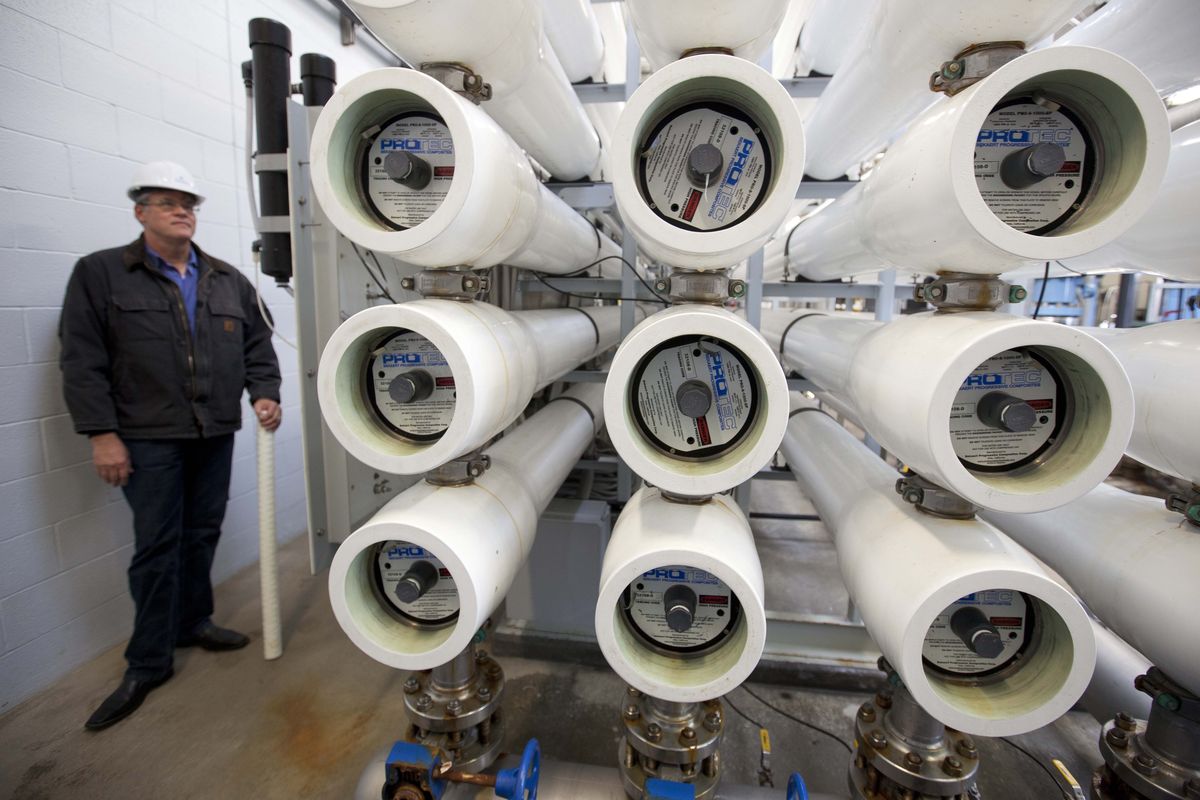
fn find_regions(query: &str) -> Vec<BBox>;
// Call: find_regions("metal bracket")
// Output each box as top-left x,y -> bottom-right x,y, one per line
654,269 -> 746,305
895,472 -> 979,520
914,272 -> 1028,312
425,451 -> 491,487
255,215 -> 293,234
420,62 -> 493,104
930,42 -> 1026,96
1165,484 -> 1200,527
253,152 -> 289,173
401,269 -> 491,301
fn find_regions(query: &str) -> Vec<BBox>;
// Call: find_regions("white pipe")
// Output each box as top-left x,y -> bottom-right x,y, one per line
540,0 -> 605,84
594,487 -> 767,703
610,53 -> 806,269
1087,320 -> 1200,483
604,305 -> 790,497
320,301 -> 636,475
982,482 -> 1200,697
328,383 -> 604,671
1064,122 -> 1200,282
795,0 -> 874,77
623,0 -> 791,73
345,0 -> 599,180
790,46 -> 1170,279
1083,620 -> 1152,725
803,0 -> 1089,180
257,425 -> 282,661
310,68 -> 616,272
782,407 -> 1095,737
1054,0 -> 1200,95
768,0 -> 812,79
764,310 -> 1134,513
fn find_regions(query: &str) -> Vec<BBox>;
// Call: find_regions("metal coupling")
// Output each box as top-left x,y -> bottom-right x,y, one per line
915,272 -> 1028,312
930,42 -> 1026,96
419,62 -> 492,103
425,451 -> 492,487
656,269 -> 746,305
400,269 -> 490,300
895,471 -> 979,520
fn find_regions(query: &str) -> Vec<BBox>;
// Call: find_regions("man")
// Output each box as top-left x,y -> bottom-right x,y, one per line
59,161 -> 283,731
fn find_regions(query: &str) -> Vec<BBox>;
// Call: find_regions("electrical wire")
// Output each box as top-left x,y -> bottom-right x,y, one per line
1033,260 -> 1052,319
724,693 -> 768,731
739,685 -> 853,754
999,737 -> 1071,800
350,241 -> 397,303
533,254 -> 670,305
251,249 -> 297,350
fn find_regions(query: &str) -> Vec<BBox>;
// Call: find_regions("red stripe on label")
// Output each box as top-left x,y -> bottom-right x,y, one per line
1059,161 -> 1081,174
1027,398 -> 1052,410
990,616 -> 1022,627
699,595 -> 728,606
434,166 -> 455,177
439,568 -> 452,578
435,377 -> 455,388
682,189 -> 701,222
695,415 -> 711,446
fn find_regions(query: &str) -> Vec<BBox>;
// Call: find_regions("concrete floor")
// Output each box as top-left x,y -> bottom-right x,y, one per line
0,486 -> 1106,800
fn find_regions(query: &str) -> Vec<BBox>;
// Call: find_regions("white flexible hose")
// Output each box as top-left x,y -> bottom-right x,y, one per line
257,423 -> 282,660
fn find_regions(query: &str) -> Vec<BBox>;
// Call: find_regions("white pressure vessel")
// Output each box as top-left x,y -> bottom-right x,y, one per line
783,406 -> 1095,737
329,384 -> 604,670
624,0 -> 791,73
540,0 -> 605,84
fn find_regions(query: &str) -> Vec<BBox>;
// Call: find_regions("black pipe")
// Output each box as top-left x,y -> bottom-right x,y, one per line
299,53 -> 337,107
249,18 -> 293,283
1115,272 -> 1140,328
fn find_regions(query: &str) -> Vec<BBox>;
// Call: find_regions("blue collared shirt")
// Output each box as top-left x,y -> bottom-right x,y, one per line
146,244 -> 199,335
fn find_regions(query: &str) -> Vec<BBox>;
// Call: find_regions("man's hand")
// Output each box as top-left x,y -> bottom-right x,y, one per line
253,398 -> 282,431
91,432 -> 132,487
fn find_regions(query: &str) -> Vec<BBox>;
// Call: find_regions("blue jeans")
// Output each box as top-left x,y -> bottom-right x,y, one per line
120,434 -> 235,681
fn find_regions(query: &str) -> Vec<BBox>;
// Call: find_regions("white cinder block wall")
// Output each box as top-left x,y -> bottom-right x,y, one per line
0,0 -> 389,712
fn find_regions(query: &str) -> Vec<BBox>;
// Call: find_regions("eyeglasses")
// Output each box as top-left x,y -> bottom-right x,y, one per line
140,199 -> 201,213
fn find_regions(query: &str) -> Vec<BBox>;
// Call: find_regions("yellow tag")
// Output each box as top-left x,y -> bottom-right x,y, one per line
759,728 -> 771,755
1052,758 -> 1085,800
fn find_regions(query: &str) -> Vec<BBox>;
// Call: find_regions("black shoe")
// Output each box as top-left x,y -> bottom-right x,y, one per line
177,621 -> 250,651
84,670 -> 173,731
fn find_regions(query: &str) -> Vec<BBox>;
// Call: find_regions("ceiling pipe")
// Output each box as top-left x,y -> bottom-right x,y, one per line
342,0 -> 599,180
623,0 -> 791,73
328,383 -> 604,671
802,0 -> 1089,180
594,487 -> 767,703
604,305 -> 789,497
982,482 -> 1200,697
320,301 -> 641,475
789,46 -> 1169,280
763,310 -> 1134,513
310,68 -> 617,273
782,406 -> 1095,737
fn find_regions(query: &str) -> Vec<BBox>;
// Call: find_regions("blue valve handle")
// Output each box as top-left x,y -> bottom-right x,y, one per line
787,772 -> 809,800
494,738 -> 541,799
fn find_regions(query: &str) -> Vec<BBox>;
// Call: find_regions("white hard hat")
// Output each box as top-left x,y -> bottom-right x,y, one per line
127,160 -> 205,202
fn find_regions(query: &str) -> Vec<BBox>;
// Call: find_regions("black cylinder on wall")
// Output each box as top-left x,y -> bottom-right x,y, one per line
300,53 -> 337,107
249,17 -> 293,283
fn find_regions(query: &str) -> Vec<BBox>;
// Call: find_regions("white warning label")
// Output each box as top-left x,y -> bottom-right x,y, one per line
369,330 -> 455,439
923,590 -> 1029,675
377,541 -> 459,622
639,106 -> 768,231
975,101 -> 1088,232
627,565 -> 734,650
950,349 -> 1058,469
634,339 -> 754,456
364,113 -> 455,228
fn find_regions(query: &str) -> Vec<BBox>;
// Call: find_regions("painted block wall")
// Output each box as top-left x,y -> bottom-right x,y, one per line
0,0 -> 389,712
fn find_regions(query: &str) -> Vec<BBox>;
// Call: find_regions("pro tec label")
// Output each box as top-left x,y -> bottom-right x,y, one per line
923,590 -> 1030,676
368,330 -> 455,441
376,541 -> 459,624
364,113 -> 455,229
951,349 -> 1059,470
638,104 -> 769,231
626,565 -> 735,651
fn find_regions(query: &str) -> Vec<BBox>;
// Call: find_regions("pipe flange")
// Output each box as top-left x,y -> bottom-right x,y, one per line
930,41 -> 1026,96
914,272 -> 1028,312
400,270 -> 491,301
849,683 -> 980,799
424,452 -> 492,487
654,269 -> 746,305
895,472 -> 980,520
404,655 -> 505,734
418,62 -> 492,104
619,690 -> 723,800
1095,717 -> 1200,800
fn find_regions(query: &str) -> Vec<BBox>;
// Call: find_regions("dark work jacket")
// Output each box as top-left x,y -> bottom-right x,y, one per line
59,236 -> 282,439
